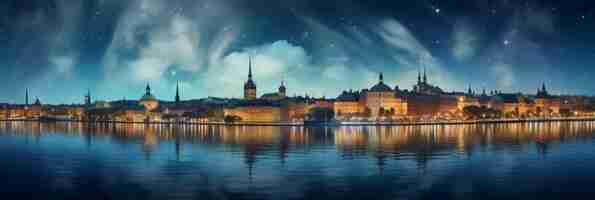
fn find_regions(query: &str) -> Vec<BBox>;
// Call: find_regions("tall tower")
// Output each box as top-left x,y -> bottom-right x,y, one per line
244,56 -> 257,100
84,89 -> 91,106
379,72 -> 384,83
423,67 -> 428,84
146,84 -> 151,95
537,82 -> 549,97
417,68 -> 421,84
25,88 -> 29,106
417,55 -> 423,85
175,81 -> 181,103
278,80 -> 286,99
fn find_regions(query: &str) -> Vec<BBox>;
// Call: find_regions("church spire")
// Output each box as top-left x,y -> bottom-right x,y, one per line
25,88 -> 29,106
85,89 -> 91,106
417,68 -> 421,84
423,67 -> 427,83
379,72 -> 384,83
417,55 -> 423,84
248,55 -> 253,80
146,83 -> 151,95
175,81 -> 180,103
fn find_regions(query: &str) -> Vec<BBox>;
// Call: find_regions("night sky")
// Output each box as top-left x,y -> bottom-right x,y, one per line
1,0 -> 594,104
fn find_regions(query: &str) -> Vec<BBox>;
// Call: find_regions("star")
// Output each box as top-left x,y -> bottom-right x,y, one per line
503,40 -> 511,46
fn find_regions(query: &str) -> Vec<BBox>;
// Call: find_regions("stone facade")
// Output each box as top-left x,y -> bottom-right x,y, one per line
225,105 -> 281,123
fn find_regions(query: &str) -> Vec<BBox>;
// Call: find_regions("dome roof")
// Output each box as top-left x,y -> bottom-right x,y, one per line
140,84 -> 157,101
370,82 -> 392,92
370,72 -> 393,92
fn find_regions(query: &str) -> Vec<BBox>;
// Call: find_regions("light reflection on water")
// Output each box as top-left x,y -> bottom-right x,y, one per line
1,121 -> 595,199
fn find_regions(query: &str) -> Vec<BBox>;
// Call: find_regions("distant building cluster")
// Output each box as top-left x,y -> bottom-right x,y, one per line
2,59 -> 595,124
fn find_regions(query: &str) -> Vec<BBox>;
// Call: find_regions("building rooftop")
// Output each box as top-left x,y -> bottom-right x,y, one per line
369,73 -> 393,92
336,90 -> 360,101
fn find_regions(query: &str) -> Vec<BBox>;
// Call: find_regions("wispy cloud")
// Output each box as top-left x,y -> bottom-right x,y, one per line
451,19 -> 479,62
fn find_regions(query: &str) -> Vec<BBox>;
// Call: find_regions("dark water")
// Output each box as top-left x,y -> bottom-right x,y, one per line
1,122 -> 595,199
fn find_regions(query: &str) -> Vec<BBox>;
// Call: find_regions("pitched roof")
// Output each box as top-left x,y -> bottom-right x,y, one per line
336,91 -> 360,101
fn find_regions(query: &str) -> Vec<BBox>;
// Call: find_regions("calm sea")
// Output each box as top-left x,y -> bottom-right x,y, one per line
1,121 -> 595,199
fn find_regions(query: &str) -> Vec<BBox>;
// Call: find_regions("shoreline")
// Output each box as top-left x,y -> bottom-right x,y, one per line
2,117 -> 595,126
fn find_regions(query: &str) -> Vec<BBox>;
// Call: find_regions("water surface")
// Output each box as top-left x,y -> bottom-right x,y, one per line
1,121 -> 595,199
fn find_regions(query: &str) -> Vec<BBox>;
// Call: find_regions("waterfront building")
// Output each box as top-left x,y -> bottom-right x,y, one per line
261,81 -> 287,101
334,90 -> 364,118
402,68 -> 455,117
559,95 -> 585,115
534,83 -> 560,116
404,94 -> 440,116
224,100 -> 281,123
478,89 -> 492,108
457,87 -> 481,111
412,68 -> 444,95
44,106 -> 85,121
401,92 -> 459,117
29,97 -> 43,119
362,73 -> 407,117
139,84 -> 159,111
438,94 -> 460,114
490,93 -> 534,116
281,98 -> 310,121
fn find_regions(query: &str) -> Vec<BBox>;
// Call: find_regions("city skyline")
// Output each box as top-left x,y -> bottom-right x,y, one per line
3,2 -> 595,199
11,64 -> 558,106
2,0 -> 595,104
